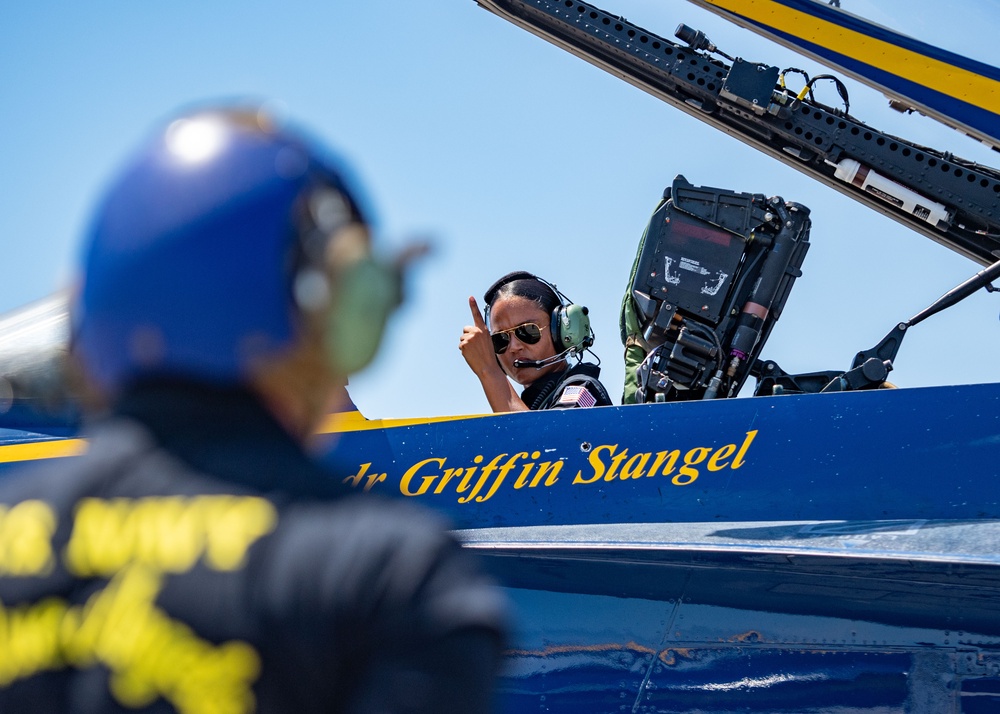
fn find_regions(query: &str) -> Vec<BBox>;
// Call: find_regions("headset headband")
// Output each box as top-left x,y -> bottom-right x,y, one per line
483,271 -> 567,312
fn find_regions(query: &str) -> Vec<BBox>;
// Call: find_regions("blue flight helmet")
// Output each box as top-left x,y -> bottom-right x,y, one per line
73,106 -> 400,394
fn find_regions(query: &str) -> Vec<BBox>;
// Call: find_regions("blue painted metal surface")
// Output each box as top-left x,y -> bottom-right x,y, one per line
311,383 -> 1000,711
460,515 -> 1000,711
287,381 -> 1000,710
312,383 -> 1000,528
482,547 -> 1000,712
2,374 -> 1000,712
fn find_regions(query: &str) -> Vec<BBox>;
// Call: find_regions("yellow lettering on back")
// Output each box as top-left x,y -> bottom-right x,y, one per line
64,496 -> 276,576
204,498 -> 277,571
0,597 -> 67,685
0,501 -> 57,576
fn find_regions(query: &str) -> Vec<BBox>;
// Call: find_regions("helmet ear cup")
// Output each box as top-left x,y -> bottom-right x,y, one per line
323,257 -> 399,375
552,302 -> 592,353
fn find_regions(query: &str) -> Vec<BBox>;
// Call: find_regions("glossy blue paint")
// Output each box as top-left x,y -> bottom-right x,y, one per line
323,384 -> 1000,709
476,532 -> 1000,712
962,677 -> 1000,713
316,383 -> 1000,528
3,383 -> 1000,711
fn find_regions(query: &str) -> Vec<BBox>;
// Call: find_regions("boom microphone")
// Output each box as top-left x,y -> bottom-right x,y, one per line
513,350 -> 572,369
513,359 -> 545,368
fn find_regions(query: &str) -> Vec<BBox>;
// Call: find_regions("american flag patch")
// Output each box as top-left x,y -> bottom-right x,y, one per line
557,385 -> 597,408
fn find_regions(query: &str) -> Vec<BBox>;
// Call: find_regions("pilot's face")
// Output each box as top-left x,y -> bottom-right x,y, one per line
489,295 -> 564,386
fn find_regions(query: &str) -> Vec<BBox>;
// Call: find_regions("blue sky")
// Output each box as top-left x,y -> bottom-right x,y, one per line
2,1 -> 999,419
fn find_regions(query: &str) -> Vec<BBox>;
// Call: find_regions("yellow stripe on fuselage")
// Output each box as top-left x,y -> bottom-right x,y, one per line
0,411 -> 495,466
696,0 -> 1000,114
0,438 -> 88,464
317,410 -> 495,434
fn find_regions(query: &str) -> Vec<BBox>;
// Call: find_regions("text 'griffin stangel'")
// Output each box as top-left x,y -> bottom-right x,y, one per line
343,430 -> 759,503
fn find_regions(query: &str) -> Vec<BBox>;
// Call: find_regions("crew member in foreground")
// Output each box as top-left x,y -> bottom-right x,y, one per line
0,106 -> 507,713
460,271 -> 612,411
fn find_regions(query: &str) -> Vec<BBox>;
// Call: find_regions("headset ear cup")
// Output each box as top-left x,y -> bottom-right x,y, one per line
557,303 -> 592,352
550,305 -> 563,351
324,258 -> 399,374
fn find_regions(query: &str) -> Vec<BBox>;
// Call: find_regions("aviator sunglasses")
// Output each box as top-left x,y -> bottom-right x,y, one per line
491,323 -> 547,354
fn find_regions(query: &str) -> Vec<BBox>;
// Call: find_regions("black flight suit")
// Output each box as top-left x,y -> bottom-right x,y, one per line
0,381 -> 507,714
520,362 -> 613,410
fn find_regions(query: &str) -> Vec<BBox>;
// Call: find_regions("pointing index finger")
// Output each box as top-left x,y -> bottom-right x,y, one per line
469,296 -> 487,328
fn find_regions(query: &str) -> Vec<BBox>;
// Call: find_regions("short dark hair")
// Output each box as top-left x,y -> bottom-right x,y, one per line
483,271 -> 560,317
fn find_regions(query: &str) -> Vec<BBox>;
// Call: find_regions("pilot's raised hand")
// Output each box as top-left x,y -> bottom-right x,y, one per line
460,296 -> 500,377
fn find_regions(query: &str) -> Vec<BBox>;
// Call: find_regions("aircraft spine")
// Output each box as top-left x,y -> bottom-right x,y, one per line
476,0 -> 1000,265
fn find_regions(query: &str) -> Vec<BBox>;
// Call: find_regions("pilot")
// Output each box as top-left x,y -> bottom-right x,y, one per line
460,270 -> 613,411
0,106 -> 507,713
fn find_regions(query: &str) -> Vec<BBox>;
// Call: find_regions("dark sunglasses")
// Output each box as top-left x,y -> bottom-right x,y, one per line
491,323 -> 547,354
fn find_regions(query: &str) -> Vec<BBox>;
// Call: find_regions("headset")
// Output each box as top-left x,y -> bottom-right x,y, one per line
483,271 -> 593,369
292,185 -> 400,377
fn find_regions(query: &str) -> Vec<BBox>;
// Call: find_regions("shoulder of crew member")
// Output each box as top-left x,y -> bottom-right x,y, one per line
253,495 -> 509,711
263,496 -> 508,634
548,363 -> 614,409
